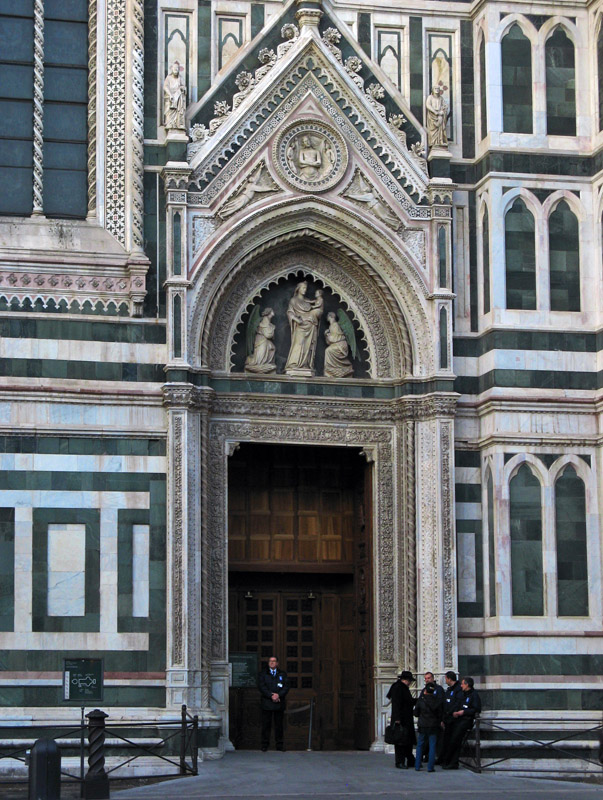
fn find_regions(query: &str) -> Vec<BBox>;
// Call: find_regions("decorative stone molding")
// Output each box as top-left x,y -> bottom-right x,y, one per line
206,415 -> 400,665
188,203 -> 433,378
273,119 -> 348,193
0,270 -> 145,315
163,383 -> 214,411
163,162 -> 192,192
106,0 -> 127,244
189,61 -> 429,208
129,0 -> 145,253
397,394 -> 458,421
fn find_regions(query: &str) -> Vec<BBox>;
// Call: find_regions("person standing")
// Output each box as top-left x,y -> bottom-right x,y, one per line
386,670 -> 416,769
437,671 -> 463,764
413,682 -> 444,772
258,655 -> 289,751
442,676 -> 482,769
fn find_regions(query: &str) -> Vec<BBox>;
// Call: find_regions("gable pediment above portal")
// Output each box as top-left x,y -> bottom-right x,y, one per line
185,15 -> 435,220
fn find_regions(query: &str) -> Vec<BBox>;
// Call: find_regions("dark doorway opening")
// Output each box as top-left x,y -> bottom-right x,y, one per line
227,443 -> 372,750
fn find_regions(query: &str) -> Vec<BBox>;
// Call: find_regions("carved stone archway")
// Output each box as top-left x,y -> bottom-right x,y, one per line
163,384 -> 457,753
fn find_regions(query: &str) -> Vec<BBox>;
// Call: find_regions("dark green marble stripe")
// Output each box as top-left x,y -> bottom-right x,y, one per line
454,329 -> 598,357
460,653 -> 603,676
0,508 -> 14,632
0,359 -> 165,382
455,484 -> 481,502
357,13 -> 371,58
251,3 -> 264,38
0,436 -> 165,455
0,471 -> 165,492
0,317 -> 166,343
455,369 -> 598,394
468,192 -> 477,331
143,0 -> 158,139
455,451 -> 481,468
409,18 -> 423,124
460,20 -> 475,159
0,685 -> 166,708
452,146 -> 603,184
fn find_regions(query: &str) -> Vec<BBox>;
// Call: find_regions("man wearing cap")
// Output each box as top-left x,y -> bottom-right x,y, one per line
386,670 -> 416,768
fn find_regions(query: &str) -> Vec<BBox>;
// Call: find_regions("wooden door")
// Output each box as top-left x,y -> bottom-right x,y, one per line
227,444 -> 372,750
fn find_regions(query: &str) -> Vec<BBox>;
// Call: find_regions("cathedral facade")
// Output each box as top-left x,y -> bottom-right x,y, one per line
0,0 -> 601,753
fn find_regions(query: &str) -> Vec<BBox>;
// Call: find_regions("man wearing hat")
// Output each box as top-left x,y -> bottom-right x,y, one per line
386,670 -> 416,768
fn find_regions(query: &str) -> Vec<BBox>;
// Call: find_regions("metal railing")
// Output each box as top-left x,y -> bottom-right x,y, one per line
460,715 -> 603,775
0,704 -> 199,792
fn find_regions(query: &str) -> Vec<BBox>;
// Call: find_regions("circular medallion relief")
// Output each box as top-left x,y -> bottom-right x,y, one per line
273,120 -> 348,192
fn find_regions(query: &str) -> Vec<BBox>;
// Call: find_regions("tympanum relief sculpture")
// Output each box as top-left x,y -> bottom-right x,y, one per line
274,121 -> 348,192
245,307 -> 276,373
284,282 -> 324,377
217,163 -> 278,220
238,278 -> 365,379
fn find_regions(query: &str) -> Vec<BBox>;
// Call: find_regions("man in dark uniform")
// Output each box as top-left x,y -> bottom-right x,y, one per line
436,670 -> 463,764
442,676 -> 481,769
386,670 -> 416,768
258,655 -> 290,751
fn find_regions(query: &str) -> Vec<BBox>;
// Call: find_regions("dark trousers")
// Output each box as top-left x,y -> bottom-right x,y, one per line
261,708 -> 284,749
438,721 -> 453,760
443,719 -> 473,766
394,741 -> 414,767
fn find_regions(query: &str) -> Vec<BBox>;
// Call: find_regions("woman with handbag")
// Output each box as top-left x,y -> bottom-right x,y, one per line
385,670 -> 416,769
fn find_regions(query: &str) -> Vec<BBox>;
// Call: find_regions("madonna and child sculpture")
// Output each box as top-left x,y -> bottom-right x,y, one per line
284,282 -> 324,377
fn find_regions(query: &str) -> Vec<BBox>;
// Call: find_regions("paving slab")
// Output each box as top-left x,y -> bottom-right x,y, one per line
112,751 -> 603,800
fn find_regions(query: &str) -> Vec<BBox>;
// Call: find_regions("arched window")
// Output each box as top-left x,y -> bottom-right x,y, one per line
482,206 -> 490,314
545,28 -> 576,136
505,198 -> 536,309
510,464 -> 543,616
502,24 -> 532,133
549,200 -> 580,311
486,469 -> 496,616
555,465 -> 588,616
479,34 -> 487,140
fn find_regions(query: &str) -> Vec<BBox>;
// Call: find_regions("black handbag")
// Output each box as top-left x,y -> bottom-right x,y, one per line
384,722 -> 408,746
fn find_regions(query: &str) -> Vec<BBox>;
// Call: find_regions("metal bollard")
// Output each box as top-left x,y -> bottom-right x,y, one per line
84,709 -> 110,800
28,738 -> 61,800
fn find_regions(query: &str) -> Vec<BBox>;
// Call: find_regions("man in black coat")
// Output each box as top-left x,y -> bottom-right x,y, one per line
442,676 -> 482,769
258,655 -> 290,751
437,670 -> 463,764
386,670 -> 416,768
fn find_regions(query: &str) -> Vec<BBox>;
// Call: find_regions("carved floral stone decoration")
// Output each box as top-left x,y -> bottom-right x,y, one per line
273,119 -> 348,192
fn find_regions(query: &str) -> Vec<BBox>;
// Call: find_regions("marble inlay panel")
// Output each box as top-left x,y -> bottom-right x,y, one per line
47,524 -> 86,616
132,524 -> 150,617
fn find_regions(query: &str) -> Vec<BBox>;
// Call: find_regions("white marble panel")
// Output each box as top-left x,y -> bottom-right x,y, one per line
132,524 -> 150,617
457,531 -> 477,603
47,524 -> 86,616
0,337 -> 166,364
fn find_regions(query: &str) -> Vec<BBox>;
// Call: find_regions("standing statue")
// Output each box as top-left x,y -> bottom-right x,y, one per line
163,62 -> 186,131
425,85 -> 448,148
324,311 -> 355,378
284,282 -> 324,376
245,307 -> 276,374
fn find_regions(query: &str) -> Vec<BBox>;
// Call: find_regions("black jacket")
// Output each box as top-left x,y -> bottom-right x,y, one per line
413,692 -> 444,732
443,681 -> 463,721
458,688 -> 481,721
386,679 -> 416,745
258,667 -> 290,711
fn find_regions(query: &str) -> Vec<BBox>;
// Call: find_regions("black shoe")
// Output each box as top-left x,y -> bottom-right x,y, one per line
395,763 -> 403,769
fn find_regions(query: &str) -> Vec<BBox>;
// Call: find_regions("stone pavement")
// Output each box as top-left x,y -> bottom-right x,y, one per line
112,751 -> 603,800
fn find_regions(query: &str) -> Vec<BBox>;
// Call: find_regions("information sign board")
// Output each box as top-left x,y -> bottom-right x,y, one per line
63,658 -> 104,702
230,652 -> 258,688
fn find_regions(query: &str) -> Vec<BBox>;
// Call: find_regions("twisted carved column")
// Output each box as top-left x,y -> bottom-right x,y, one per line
32,0 -> 44,215
87,0 -> 97,217
129,0 -> 145,253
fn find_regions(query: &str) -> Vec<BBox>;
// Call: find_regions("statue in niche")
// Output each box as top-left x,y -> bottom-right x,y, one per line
284,282 -> 324,376
425,84 -> 449,148
218,164 -> 277,219
245,306 -> 276,374
324,311 -> 355,378
163,62 -> 186,131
